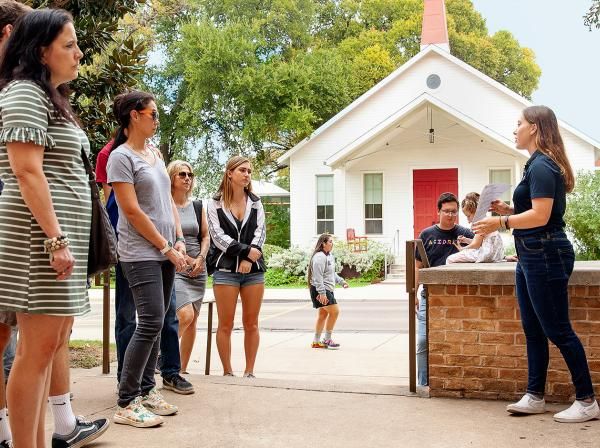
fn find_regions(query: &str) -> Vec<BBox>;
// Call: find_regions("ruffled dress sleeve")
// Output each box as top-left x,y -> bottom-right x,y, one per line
0,81 -> 56,149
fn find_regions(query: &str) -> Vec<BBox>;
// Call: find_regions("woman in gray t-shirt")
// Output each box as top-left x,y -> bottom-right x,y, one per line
107,90 -> 187,428
166,160 -> 209,374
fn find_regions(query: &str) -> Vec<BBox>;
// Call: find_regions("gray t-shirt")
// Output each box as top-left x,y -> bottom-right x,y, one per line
106,144 -> 176,262
178,202 -> 201,258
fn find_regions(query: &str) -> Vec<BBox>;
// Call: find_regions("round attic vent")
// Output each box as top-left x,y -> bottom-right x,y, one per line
426,74 -> 441,89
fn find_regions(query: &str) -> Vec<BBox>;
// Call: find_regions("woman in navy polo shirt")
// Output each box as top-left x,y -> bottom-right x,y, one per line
474,106 -> 598,423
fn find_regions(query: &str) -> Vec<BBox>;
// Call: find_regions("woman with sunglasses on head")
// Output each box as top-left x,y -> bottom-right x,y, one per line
166,160 -> 209,375
207,156 -> 266,378
107,91 -> 188,428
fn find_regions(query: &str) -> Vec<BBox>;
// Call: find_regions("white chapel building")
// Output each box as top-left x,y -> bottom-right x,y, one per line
278,0 -> 600,259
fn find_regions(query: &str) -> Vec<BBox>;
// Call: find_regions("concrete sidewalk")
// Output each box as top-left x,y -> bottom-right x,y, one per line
59,368 -> 598,448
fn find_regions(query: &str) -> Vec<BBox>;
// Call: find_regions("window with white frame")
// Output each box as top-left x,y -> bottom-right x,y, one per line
489,168 -> 512,205
316,175 -> 334,234
364,173 -> 383,234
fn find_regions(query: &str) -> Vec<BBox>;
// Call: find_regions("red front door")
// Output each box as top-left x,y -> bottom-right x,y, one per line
413,168 -> 458,238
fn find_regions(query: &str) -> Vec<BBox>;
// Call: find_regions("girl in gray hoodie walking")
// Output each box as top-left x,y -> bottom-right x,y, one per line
307,234 -> 348,349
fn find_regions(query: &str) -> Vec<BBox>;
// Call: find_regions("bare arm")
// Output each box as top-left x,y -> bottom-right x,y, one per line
7,141 -> 74,279
473,198 -> 553,235
462,234 -> 484,250
112,182 -> 170,249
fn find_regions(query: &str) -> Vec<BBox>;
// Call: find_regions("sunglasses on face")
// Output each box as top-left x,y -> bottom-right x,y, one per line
138,109 -> 159,122
177,171 -> 194,179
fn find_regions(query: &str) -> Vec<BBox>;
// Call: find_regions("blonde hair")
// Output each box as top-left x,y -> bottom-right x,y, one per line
461,192 -> 480,215
217,155 -> 253,209
522,106 -> 575,193
166,159 -> 195,199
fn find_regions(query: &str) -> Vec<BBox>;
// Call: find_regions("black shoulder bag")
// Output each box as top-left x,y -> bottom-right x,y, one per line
81,148 -> 118,276
192,199 -> 203,242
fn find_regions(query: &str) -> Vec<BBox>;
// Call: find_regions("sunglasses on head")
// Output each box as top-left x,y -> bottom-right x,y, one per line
177,171 -> 194,179
138,109 -> 159,122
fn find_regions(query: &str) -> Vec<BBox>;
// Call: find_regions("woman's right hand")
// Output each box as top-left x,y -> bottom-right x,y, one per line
247,247 -> 262,262
50,246 -> 75,280
317,294 -> 329,305
166,248 -> 188,272
489,200 -> 511,215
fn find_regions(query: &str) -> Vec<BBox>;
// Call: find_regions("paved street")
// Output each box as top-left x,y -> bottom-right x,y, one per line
73,285 -> 410,387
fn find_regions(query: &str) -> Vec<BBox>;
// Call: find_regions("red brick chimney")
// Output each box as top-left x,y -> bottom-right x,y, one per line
420,0 -> 450,52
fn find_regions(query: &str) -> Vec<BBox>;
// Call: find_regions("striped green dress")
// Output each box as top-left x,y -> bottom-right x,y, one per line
0,81 -> 91,316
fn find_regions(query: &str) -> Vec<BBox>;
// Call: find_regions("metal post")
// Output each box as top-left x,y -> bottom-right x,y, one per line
102,269 -> 110,374
406,240 -> 416,393
205,301 -> 213,375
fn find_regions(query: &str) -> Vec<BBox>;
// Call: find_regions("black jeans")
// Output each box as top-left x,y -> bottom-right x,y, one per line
114,262 -> 136,383
118,260 -> 175,407
515,231 -> 594,400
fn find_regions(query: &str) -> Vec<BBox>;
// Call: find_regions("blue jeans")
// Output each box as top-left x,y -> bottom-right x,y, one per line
118,260 -> 175,407
515,231 -> 594,400
417,288 -> 427,386
159,288 -> 181,379
115,262 -> 136,383
3,326 -> 17,379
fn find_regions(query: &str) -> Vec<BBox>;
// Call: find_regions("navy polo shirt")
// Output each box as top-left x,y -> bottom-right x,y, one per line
512,150 -> 566,237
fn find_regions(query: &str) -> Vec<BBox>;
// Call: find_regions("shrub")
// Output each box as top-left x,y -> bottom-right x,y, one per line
264,203 -> 290,248
267,239 -> 392,283
267,246 -> 311,276
565,171 -> 600,260
264,268 -> 304,287
262,243 -> 285,263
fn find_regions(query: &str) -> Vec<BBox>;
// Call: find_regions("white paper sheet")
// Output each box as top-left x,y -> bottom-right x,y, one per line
473,183 -> 511,223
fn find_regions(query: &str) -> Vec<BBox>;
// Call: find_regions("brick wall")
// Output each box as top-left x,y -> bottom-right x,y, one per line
427,284 -> 600,402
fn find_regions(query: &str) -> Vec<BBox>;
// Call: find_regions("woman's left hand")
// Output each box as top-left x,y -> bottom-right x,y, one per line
472,216 -> 501,236
238,260 -> 252,274
174,240 -> 186,256
342,281 -> 349,289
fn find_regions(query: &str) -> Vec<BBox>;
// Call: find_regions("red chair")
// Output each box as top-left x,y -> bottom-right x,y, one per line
346,228 -> 368,252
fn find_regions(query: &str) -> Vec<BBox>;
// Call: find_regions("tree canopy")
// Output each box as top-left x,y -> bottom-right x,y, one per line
585,0 -> 600,29
26,0 -> 150,157
147,0 -> 540,192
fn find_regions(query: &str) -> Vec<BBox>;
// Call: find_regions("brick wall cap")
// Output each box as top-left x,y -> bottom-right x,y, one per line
420,261 -> 600,285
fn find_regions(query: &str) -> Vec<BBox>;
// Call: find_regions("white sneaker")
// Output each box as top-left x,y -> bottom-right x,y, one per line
506,394 -> 546,414
553,400 -> 600,423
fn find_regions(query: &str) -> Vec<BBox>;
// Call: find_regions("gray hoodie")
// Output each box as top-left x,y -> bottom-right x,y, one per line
310,252 -> 345,294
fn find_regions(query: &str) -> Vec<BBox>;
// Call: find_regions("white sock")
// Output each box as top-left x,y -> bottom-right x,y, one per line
324,330 -> 332,341
49,393 -> 77,435
313,332 -> 322,343
0,408 -> 11,442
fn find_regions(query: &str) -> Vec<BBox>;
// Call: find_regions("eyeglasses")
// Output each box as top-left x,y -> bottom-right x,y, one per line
138,109 -> 159,122
440,210 -> 458,216
177,172 -> 194,179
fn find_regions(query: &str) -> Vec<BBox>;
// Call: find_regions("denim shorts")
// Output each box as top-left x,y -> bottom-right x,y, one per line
212,270 -> 264,288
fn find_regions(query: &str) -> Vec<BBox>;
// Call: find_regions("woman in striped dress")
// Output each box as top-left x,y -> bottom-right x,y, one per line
0,9 -> 90,446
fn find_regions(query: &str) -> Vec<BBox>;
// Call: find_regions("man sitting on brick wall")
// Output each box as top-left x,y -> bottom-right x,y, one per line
415,192 -> 474,386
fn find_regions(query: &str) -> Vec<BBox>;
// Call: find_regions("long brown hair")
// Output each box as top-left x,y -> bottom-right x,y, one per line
216,155 -> 253,209
461,192 -> 480,215
307,233 -> 332,287
522,105 -> 575,193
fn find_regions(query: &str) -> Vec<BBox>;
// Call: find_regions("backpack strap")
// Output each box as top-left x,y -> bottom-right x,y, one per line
192,200 -> 203,244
